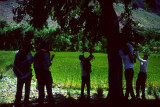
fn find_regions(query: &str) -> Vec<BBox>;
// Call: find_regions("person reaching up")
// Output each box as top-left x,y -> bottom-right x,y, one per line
119,42 -> 135,100
79,53 -> 94,99
136,51 -> 149,100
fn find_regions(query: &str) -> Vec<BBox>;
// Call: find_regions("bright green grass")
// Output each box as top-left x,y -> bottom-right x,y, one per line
49,52 -> 108,89
0,51 -> 16,78
0,51 -> 160,89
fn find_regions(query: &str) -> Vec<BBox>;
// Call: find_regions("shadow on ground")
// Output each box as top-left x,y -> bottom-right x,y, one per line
0,93 -> 160,107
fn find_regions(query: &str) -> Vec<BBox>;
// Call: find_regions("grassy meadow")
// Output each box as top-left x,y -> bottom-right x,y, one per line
0,51 -> 160,90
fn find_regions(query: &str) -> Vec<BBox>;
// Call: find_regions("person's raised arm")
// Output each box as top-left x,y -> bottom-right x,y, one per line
88,53 -> 94,61
136,51 -> 147,63
51,54 -> 55,61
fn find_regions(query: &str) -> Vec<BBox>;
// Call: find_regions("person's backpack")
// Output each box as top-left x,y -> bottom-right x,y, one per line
83,58 -> 92,73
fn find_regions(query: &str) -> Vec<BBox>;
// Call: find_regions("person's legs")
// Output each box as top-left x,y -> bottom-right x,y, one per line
125,70 -> 130,99
125,69 -> 135,99
136,73 -> 141,98
46,73 -> 53,102
129,70 -> 135,99
81,76 -> 86,98
141,73 -> 146,100
24,76 -> 32,104
38,79 -> 45,103
86,75 -> 90,98
15,78 -> 24,105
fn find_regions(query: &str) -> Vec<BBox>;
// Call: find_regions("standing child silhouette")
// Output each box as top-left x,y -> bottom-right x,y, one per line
136,51 -> 149,100
79,53 -> 94,99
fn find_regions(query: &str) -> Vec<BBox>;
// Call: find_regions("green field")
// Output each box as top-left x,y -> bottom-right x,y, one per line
0,51 -> 160,90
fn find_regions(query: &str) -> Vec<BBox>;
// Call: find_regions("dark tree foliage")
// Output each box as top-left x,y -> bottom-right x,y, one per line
13,0 -> 54,29
5,27 -> 24,50
119,0 -> 146,49
119,0 -> 140,46
13,0 -> 105,53
0,21 -> 8,29
145,0 -> 157,9
51,0 -> 105,53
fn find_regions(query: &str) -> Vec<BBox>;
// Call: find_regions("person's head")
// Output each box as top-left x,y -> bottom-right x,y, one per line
143,54 -> 148,60
21,43 -> 32,54
121,43 -> 130,55
79,55 -> 85,61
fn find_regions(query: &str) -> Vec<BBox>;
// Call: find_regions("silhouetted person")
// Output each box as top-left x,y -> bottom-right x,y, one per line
79,53 -> 94,99
34,40 -> 55,104
13,45 -> 33,106
136,51 -> 149,100
119,42 -> 135,100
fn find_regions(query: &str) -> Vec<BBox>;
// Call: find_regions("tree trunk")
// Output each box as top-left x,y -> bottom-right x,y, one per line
99,0 -> 124,100
107,38 -> 123,100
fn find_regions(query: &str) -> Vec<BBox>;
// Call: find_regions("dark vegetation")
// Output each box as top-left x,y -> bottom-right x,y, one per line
0,0 -> 160,106
0,21 -> 160,53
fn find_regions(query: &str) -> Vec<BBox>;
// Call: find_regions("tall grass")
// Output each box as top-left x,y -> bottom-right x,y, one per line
49,52 -> 108,89
0,51 -> 16,78
0,51 -> 160,90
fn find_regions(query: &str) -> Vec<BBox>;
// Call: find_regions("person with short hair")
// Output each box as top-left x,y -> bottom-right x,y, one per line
13,46 -> 33,106
79,53 -> 94,99
34,40 -> 55,104
136,51 -> 149,100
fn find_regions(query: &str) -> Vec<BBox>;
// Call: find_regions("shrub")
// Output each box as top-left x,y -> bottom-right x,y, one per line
0,21 -> 9,29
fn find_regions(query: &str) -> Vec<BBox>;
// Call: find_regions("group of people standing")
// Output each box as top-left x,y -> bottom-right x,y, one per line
13,39 -> 55,106
119,42 -> 149,100
79,41 -> 149,101
12,33 -> 149,106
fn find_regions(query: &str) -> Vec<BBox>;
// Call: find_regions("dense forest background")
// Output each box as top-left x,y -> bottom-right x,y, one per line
0,0 -> 160,54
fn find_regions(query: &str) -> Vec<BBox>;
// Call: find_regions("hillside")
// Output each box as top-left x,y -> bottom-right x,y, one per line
0,0 -> 160,30
0,0 -> 17,25
135,0 -> 160,15
114,3 -> 160,30
0,0 -> 58,27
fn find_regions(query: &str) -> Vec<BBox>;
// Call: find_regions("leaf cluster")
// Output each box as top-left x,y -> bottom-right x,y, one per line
13,0 -> 54,29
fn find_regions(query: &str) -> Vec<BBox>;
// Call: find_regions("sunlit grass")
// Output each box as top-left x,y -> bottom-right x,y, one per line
0,51 -> 160,89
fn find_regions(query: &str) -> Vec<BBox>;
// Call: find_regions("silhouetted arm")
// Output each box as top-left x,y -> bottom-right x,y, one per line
88,53 -> 94,61
136,51 -> 147,63
51,54 -> 55,61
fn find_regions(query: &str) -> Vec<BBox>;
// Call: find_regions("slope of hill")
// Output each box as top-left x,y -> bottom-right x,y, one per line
114,3 -> 160,30
0,0 -> 17,25
0,0 -> 58,27
136,0 -> 160,15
